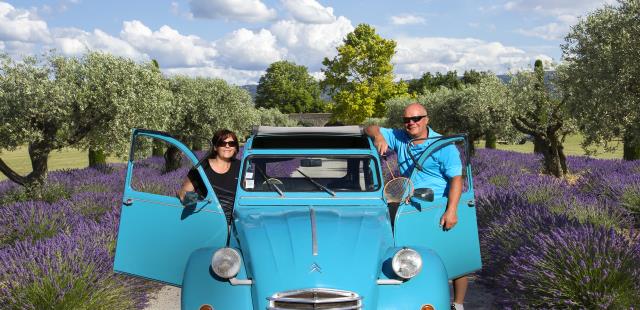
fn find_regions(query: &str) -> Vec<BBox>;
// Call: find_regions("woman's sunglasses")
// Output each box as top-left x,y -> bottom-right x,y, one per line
216,140 -> 238,147
402,115 -> 427,124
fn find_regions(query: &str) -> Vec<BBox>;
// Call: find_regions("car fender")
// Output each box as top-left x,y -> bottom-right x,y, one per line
181,246 -> 253,310
376,246 -> 450,310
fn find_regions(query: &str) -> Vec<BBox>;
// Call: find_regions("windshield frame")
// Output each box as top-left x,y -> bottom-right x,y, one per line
240,154 -> 382,194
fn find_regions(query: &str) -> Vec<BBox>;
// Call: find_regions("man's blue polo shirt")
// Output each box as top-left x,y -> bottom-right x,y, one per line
380,127 -> 462,197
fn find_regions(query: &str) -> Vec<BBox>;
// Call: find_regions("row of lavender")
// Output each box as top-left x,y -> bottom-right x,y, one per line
0,154 -> 195,309
471,149 -> 640,308
1,148 -> 639,308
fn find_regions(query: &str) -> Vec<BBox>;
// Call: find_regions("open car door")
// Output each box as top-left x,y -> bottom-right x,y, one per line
114,129 -> 228,286
393,135 -> 481,279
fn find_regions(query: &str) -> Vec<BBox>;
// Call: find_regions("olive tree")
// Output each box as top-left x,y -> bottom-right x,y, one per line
560,0 -> 640,160
509,60 -> 574,177
72,53 -> 172,166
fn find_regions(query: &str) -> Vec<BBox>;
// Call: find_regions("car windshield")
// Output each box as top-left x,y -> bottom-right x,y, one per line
242,155 -> 381,193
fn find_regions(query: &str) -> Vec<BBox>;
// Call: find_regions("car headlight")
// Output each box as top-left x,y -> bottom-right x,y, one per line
211,247 -> 241,279
392,248 -> 422,279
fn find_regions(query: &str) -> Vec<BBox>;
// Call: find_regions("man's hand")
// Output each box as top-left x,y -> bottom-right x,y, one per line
440,209 -> 458,230
373,135 -> 388,155
364,125 -> 388,155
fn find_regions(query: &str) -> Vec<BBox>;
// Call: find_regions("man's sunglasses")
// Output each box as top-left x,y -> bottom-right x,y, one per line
216,140 -> 238,147
402,115 -> 427,124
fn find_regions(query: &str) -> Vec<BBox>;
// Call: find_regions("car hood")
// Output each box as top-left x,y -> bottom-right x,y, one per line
234,205 -> 394,309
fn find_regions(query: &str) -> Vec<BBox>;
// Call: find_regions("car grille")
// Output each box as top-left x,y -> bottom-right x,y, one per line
268,288 -> 362,310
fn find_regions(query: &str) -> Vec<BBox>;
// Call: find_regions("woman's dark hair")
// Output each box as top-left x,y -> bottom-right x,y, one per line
209,129 -> 239,158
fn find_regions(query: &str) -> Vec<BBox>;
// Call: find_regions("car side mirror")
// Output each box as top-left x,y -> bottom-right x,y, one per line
182,191 -> 200,207
413,188 -> 434,202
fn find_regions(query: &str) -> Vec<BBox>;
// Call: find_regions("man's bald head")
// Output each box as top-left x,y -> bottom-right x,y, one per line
403,103 -> 428,117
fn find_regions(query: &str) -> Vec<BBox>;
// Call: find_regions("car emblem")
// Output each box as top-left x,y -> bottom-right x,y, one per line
309,262 -> 322,273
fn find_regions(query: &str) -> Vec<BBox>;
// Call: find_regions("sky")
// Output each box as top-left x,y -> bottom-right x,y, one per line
0,0 -> 614,85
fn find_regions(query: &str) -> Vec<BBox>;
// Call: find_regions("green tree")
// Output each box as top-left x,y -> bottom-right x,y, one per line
0,52 -> 169,185
509,60 -> 573,177
322,24 -> 407,124
72,53 -> 172,167
256,60 -> 324,113
560,0 -> 640,160
407,71 -> 461,95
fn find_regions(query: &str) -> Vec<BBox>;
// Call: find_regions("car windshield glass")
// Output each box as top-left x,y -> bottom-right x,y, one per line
242,155 -> 380,192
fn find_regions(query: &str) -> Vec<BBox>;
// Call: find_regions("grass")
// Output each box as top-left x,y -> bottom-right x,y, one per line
476,134 -> 623,159
0,146 -> 124,181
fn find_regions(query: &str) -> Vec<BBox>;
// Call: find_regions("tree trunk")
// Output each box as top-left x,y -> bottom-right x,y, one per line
468,137 -> 476,157
0,142 -> 51,186
152,140 -> 164,157
192,140 -> 202,151
533,136 -> 545,154
623,132 -> 640,160
88,148 -> 107,167
484,131 -> 497,149
541,133 -> 566,178
163,146 -> 183,173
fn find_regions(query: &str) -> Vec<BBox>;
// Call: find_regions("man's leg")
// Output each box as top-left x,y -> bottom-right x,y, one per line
452,276 -> 468,308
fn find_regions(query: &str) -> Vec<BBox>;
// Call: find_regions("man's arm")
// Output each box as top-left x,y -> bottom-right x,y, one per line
440,175 -> 462,230
364,125 -> 388,155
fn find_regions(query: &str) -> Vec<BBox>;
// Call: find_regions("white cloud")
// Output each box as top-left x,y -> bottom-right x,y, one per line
502,0 -> 614,16
280,0 -> 335,24
164,66 -> 265,85
51,27 -> 144,59
390,14 -> 426,25
270,16 -> 353,70
189,0 -> 276,22
0,2 -> 50,42
120,20 -> 217,67
516,14 -> 578,40
216,28 -> 284,70
393,36 -> 549,78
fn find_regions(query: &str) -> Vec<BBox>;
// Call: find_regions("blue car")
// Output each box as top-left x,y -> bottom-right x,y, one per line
114,126 -> 481,310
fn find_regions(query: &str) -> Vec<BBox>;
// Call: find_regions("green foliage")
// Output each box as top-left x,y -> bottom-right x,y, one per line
255,108 -> 298,127
0,183 -> 70,206
560,0 -> 640,160
72,53 -> 173,159
256,60 -> 325,113
407,71 -> 462,94
322,24 -> 407,124
168,76 -> 257,142
488,175 -> 509,188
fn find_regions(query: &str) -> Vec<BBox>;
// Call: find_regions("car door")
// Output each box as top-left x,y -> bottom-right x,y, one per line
113,129 -> 228,286
393,135 -> 481,279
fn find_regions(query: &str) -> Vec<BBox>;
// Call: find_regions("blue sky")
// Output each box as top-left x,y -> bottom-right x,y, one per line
0,0 -> 613,84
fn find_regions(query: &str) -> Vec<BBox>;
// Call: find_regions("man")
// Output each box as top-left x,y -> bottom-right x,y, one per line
365,102 -> 467,310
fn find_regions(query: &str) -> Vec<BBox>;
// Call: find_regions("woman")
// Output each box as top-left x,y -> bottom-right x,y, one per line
179,129 -> 241,225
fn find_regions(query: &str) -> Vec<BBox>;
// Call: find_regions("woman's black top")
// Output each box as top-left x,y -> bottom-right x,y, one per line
187,159 -> 240,225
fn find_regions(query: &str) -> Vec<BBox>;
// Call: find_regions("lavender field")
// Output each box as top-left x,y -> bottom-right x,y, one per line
1,149 -> 639,309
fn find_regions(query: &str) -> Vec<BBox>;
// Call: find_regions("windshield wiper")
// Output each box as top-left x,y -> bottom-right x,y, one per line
254,165 -> 284,197
296,168 -> 336,197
